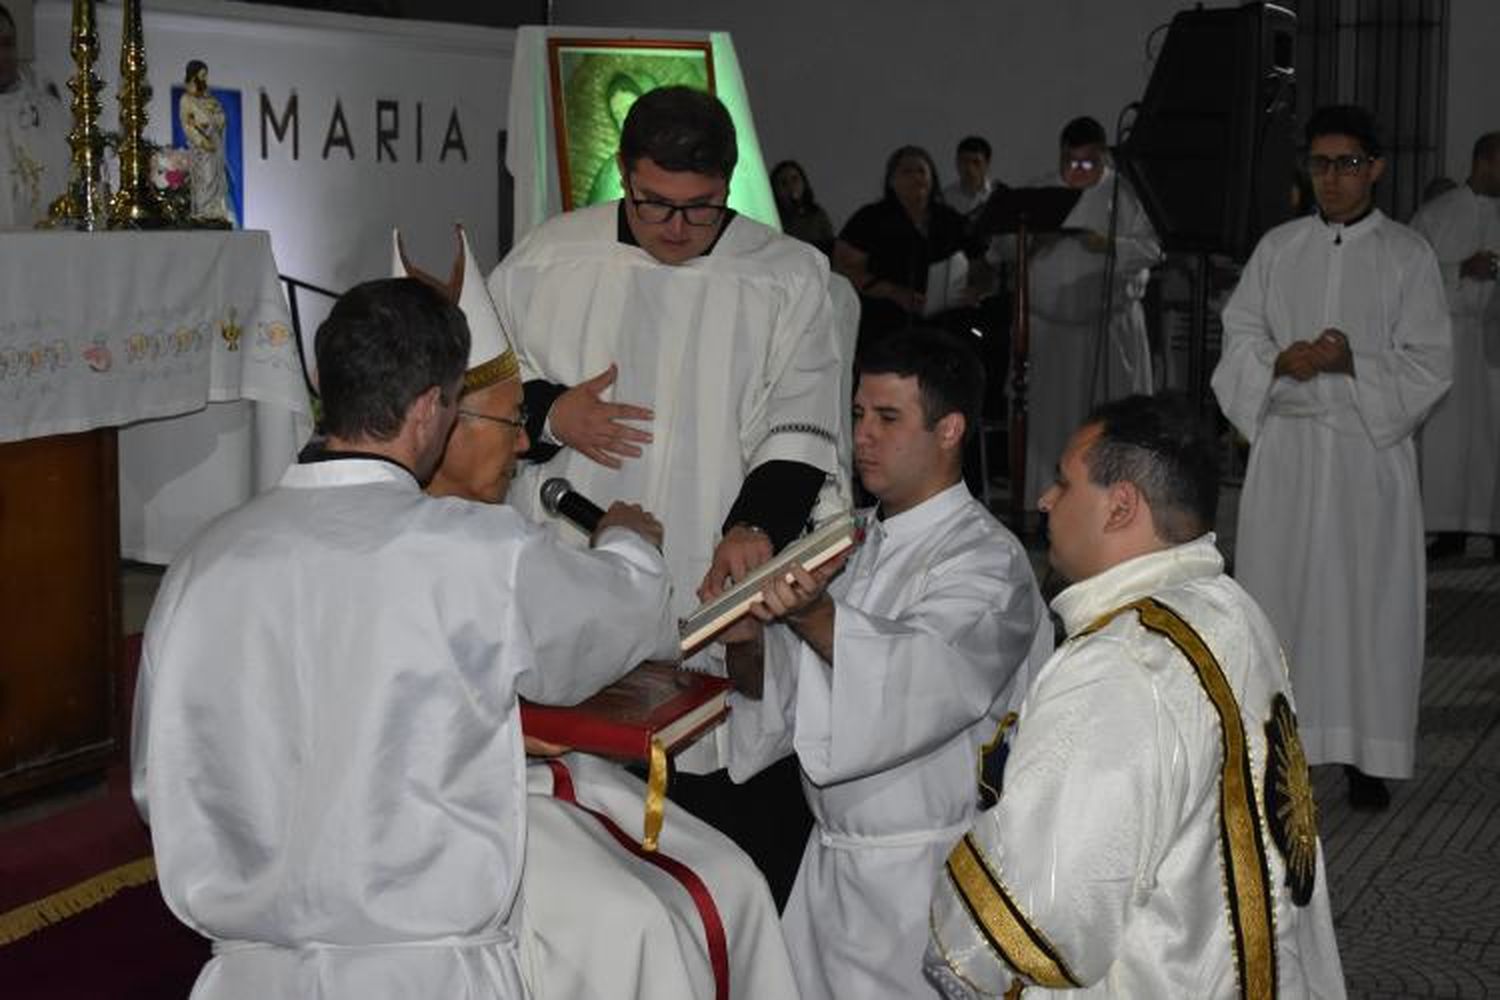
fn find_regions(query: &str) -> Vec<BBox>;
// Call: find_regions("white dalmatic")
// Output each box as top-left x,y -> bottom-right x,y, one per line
926,538 -> 1348,999
132,459 -> 676,1000
1024,165 -> 1162,507
725,484 -> 1053,999
1213,210 -> 1452,779
1411,184 -> 1500,535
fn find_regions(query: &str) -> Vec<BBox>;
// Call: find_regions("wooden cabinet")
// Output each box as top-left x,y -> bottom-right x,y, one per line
0,430 -> 120,800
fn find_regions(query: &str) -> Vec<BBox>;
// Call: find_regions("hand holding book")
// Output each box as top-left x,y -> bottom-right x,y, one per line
678,512 -> 862,656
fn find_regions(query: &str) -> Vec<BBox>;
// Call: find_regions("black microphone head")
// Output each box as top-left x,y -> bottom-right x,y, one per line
540,477 -> 572,516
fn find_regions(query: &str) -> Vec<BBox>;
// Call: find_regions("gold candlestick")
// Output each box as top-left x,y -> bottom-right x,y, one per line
109,0 -> 167,228
45,0 -> 109,230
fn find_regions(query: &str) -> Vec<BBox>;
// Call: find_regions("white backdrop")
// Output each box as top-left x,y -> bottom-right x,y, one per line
32,0 -> 514,562
35,0 -> 513,299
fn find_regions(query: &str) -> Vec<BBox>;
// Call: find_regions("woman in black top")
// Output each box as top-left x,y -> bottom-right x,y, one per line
833,145 -> 973,348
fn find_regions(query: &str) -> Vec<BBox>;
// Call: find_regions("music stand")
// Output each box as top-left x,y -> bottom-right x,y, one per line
974,186 -> 1082,528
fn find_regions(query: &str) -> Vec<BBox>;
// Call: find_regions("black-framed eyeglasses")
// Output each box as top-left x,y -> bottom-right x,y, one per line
626,181 -> 729,227
1065,158 -> 1099,172
1304,153 -> 1377,177
458,404 -> 527,431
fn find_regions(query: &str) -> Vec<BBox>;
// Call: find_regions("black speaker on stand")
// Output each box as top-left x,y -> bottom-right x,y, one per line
1116,1 -> 1298,413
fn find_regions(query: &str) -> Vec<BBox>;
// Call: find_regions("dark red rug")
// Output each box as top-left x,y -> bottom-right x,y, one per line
0,635 -> 209,998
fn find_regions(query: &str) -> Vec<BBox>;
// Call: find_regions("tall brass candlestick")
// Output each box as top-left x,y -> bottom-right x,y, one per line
108,0 -> 166,228
45,0 -> 108,230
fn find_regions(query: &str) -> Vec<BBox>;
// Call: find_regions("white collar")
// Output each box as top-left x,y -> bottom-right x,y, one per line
280,456 -> 419,491
1051,535 -> 1223,636
869,481 -> 972,544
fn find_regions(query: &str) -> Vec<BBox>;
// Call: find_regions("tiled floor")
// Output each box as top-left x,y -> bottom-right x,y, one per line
1315,550 -> 1500,998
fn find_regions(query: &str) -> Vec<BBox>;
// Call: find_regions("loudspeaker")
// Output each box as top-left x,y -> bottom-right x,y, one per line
1117,2 -> 1298,261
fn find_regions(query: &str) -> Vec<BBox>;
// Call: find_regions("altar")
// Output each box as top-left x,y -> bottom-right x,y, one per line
0,229 -> 311,799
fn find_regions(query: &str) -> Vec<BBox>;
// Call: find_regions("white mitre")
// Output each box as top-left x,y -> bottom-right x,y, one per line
391,225 -> 519,393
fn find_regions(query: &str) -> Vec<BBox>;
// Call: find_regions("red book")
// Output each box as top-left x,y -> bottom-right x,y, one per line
520,662 -> 732,761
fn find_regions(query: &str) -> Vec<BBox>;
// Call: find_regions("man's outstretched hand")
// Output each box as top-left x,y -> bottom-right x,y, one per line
550,364 -> 654,469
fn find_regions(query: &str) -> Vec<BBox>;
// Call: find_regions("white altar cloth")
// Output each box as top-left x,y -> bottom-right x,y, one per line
0,230 -> 312,562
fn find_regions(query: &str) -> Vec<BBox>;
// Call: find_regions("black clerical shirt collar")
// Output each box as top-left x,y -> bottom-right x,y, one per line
615,200 -> 737,257
298,438 -> 418,480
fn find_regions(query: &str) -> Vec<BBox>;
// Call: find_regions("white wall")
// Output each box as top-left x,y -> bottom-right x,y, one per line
552,0 -> 1199,230
1444,0 -> 1499,180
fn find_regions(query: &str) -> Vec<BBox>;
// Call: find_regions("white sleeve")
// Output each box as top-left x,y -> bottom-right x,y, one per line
928,634 -> 1182,993
741,257 -> 844,476
792,539 -> 1043,786
1347,236 -> 1453,448
513,525 -> 677,705
1212,239 -> 1283,442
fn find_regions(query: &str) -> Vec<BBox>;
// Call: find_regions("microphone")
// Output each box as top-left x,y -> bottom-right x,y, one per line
540,477 -> 605,534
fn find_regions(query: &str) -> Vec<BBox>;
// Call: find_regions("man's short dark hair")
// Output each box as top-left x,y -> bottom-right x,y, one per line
315,278 -> 469,442
1473,131 -> 1500,164
856,328 -> 984,444
956,135 -> 991,160
1082,393 -> 1219,544
1060,116 -> 1107,149
1305,104 -> 1382,158
618,86 -> 737,179
184,59 -> 207,85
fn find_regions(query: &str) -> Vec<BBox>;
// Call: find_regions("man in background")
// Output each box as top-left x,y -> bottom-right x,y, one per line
1412,130 -> 1500,560
1213,104 -> 1451,809
1023,114 -> 1162,512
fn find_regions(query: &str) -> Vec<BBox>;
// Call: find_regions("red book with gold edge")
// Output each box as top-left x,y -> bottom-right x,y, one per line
521,663 -> 731,852
520,662 -> 731,760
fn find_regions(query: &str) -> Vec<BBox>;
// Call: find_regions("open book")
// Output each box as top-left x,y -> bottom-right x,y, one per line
678,511 -> 863,655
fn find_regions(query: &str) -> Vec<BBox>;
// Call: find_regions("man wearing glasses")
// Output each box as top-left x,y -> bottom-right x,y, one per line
1021,114 -> 1163,514
487,85 -> 844,897
1213,104 -> 1452,811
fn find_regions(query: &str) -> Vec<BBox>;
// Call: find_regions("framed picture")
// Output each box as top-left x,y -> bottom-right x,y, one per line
546,38 -> 716,212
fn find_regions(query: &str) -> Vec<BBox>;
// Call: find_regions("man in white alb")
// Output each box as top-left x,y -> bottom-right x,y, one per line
489,84 -> 846,898
1023,115 -> 1162,510
1412,130 -> 1500,559
721,328 -> 1053,999
925,394 -> 1347,999
132,276 -> 675,999
1212,104 -> 1452,809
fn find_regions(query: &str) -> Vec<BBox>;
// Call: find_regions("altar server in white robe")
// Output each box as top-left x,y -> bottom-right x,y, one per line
132,276 -> 676,1000
488,85 -> 845,678
407,227 -> 800,1000
1024,114 -> 1162,509
722,328 -> 1053,999
1212,105 -> 1451,808
926,395 -> 1347,999
1411,131 -> 1500,555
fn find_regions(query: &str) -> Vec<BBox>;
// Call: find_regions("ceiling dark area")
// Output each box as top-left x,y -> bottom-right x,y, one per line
232,0 -> 551,28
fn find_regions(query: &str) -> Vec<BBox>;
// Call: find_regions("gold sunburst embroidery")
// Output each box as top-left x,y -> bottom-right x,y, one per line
1264,693 -> 1318,906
